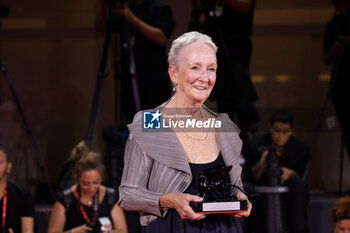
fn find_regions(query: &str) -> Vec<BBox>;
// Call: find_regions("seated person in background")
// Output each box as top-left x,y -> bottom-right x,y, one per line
331,196 -> 350,233
48,142 -> 127,233
243,109 -> 310,233
0,147 -> 35,233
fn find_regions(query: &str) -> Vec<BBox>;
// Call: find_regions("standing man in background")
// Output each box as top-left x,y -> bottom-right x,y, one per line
189,0 -> 260,138
96,0 -> 175,123
323,0 -> 350,170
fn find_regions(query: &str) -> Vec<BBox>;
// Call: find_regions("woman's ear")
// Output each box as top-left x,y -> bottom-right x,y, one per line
168,65 -> 177,85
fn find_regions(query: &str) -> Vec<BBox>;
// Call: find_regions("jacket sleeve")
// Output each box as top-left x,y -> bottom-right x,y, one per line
118,134 -> 165,218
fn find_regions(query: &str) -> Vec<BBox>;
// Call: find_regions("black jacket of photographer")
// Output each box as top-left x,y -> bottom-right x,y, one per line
243,133 -> 310,185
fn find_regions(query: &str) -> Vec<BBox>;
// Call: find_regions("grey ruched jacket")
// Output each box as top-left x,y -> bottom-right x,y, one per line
118,104 -> 243,226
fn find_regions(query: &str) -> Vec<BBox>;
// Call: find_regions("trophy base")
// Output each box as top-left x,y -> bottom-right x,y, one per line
190,200 -> 248,214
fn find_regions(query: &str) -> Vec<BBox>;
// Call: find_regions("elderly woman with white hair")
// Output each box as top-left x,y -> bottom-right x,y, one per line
118,31 -> 252,233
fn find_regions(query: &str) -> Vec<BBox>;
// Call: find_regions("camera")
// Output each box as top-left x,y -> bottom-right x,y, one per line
86,221 -> 102,233
86,217 -> 113,233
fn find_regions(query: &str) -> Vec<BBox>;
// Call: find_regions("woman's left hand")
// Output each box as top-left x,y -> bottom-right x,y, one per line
225,191 -> 252,219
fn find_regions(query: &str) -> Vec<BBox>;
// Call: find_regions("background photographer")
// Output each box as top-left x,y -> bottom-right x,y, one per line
243,109 -> 310,233
0,147 -> 35,233
96,0 -> 175,123
323,0 -> 350,163
47,142 -> 127,233
189,0 -> 260,137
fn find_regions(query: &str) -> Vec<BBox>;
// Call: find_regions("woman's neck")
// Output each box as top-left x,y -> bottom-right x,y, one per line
80,193 -> 94,199
78,189 -> 96,206
77,186 -> 96,199
169,94 -> 203,109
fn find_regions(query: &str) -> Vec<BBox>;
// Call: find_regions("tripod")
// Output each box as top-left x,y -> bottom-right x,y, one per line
0,59 -> 55,202
84,1 -> 141,188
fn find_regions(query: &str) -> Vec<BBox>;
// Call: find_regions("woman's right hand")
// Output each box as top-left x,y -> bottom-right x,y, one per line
159,193 -> 206,221
70,224 -> 92,233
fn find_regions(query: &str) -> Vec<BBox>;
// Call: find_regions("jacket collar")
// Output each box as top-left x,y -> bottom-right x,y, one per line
127,100 -> 241,175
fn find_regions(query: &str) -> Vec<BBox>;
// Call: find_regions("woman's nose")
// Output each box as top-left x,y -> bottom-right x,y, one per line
198,69 -> 210,81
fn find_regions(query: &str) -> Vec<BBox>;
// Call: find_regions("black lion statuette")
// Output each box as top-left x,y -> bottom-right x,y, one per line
197,165 -> 236,202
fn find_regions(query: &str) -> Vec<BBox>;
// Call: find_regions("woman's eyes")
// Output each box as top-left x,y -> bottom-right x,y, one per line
190,66 -> 216,72
82,181 -> 100,185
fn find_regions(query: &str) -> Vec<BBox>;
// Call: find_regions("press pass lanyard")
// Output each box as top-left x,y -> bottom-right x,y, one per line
74,188 -> 99,223
2,182 -> 8,232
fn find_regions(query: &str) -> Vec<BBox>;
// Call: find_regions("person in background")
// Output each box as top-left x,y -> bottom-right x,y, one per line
243,109 -> 310,233
323,0 -> 350,172
0,147 -> 35,233
189,0 -> 260,137
331,195 -> 350,233
48,142 -> 127,233
96,0 -> 175,123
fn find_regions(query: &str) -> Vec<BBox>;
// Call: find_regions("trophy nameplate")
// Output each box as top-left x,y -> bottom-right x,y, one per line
190,200 -> 247,214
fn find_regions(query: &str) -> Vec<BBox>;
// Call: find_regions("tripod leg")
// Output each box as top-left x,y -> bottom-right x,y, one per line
113,31 -> 122,125
121,21 -> 141,112
339,137 -> 344,196
85,29 -> 113,145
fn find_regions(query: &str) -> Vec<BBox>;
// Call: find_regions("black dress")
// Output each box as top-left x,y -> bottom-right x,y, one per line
57,188 -> 118,230
142,153 -> 243,233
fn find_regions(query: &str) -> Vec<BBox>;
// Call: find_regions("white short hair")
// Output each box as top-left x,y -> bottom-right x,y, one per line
168,31 -> 218,67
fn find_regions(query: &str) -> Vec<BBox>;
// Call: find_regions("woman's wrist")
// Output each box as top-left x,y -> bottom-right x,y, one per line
160,193 -> 174,208
159,194 -> 166,209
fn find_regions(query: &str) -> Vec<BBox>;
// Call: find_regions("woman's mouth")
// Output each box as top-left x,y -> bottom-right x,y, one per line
193,86 -> 208,91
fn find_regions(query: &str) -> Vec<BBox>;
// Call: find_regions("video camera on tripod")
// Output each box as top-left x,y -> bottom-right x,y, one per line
257,144 -> 282,186
99,0 -> 129,32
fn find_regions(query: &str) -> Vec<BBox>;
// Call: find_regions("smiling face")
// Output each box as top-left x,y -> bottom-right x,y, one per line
78,169 -> 102,197
169,42 -> 217,107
